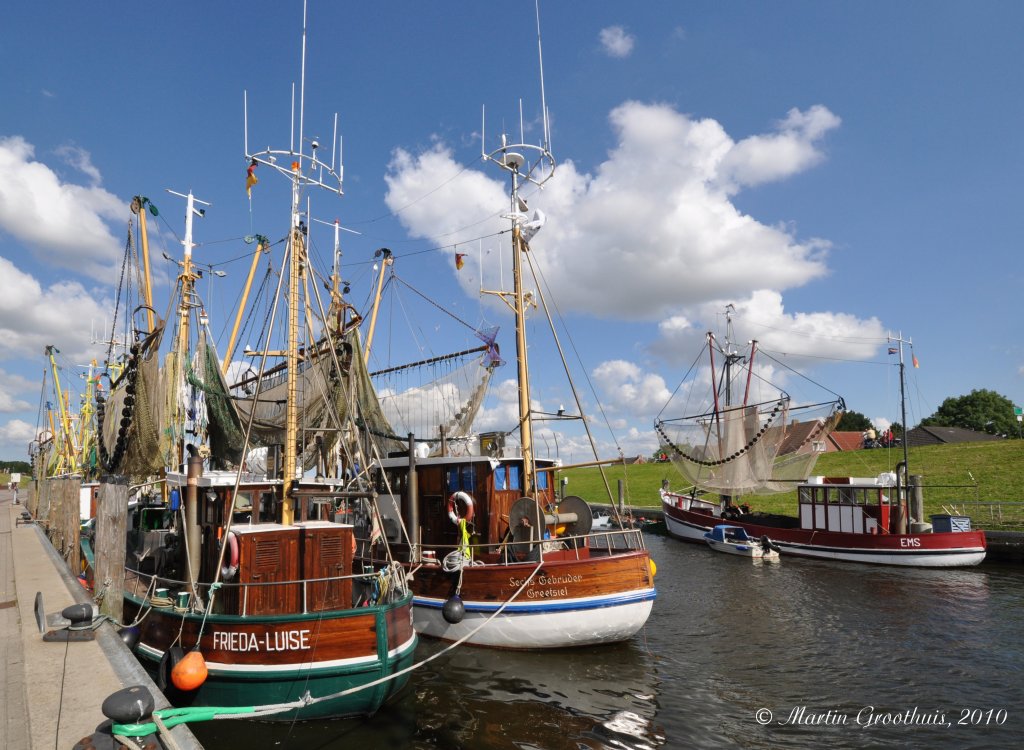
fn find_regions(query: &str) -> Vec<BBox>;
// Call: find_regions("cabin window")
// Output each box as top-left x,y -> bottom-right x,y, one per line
446,465 -> 477,493
537,471 -> 548,490
497,463 -> 520,491
258,491 -> 276,522
382,470 -> 406,495
494,465 -> 521,491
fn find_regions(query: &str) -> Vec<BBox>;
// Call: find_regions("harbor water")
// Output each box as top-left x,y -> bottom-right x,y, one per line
192,534 -> 1024,749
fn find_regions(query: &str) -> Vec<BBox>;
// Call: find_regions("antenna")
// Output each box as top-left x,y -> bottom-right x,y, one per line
243,0 -> 344,195
166,189 -> 211,262
535,0 -> 551,151
480,1 -> 555,187
298,0 -> 308,156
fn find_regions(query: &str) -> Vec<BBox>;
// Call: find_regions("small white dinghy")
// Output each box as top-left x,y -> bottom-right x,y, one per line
704,524 -> 781,561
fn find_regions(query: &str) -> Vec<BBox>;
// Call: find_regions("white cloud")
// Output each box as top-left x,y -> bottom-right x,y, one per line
599,26 -> 635,58
0,256 -> 111,364
55,143 -> 102,185
652,290 -> 886,369
385,101 -> 843,322
0,368 -> 37,413
592,360 -> 672,416
0,135 -> 124,280
717,106 -> 841,191
473,378 -> 526,434
0,418 -> 36,458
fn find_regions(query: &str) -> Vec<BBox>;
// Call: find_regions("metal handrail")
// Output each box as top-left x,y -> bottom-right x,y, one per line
388,525 -> 648,566
126,564 -> 399,617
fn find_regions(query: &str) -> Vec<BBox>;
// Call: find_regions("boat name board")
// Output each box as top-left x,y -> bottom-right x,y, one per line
901,538 -> 921,547
508,572 -> 583,598
212,629 -> 312,652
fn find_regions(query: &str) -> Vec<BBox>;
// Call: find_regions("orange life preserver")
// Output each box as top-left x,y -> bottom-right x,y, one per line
447,491 -> 475,525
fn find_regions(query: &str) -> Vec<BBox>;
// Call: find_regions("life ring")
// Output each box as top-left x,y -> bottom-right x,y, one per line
221,531 -> 239,580
447,491 -> 475,525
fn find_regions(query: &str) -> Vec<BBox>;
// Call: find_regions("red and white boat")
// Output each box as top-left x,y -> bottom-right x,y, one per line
661,473 -> 987,567
656,317 -> 986,568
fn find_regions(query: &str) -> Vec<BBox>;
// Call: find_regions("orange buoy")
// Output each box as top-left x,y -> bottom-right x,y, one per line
171,649 -> 209,691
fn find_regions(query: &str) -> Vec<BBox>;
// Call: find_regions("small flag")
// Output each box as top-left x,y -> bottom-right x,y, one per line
455,253 -> 467,270
246,159 -> 258,197
887,347 -> 897,355
912,355 -> 920,368
369,509 -> 383,546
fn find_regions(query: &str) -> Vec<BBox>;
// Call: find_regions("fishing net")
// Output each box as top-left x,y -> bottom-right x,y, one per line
656,399 -> 842,497
373,351 -> 494,453
231,327 -> 403,469
99,329 -> 166,480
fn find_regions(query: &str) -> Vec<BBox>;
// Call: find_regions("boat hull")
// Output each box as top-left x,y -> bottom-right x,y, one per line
704,539 -> 779,560
408,550 -> 656,648
664,500 -> 986,567
123,593 -> 417,720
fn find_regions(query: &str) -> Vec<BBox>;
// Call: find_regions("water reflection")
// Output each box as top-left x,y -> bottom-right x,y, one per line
193,633 -> 664,749
193,535 -> 1024,749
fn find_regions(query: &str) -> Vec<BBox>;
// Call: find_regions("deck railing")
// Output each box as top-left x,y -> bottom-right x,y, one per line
125,565 -> 404,617
939,501 -> 1024,530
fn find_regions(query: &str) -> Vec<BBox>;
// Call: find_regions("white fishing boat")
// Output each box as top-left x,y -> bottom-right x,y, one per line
703,524 -> 780,561
356,4 -> 656,649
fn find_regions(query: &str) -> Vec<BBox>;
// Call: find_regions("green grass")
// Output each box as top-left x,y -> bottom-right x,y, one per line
558,440 -> 1024,528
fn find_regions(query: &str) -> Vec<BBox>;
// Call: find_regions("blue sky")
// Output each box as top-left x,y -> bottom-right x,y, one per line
1,1 -> 1021,464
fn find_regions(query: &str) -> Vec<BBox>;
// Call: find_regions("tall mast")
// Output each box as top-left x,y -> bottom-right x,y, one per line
888,331 -> 912,474
479,0 -> 555,496
283,177 -> 304,523
222,234 -> 268,374
243,0 -> 344,525
166,189 -> 210,464
510,166 -> 536,493
131,196 -> 157,334
364,248 -> 393,365
44,345 -> 78,474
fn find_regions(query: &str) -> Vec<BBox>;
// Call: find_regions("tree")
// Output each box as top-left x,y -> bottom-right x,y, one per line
921,389 -> 1018,437
836,410 -> 873,432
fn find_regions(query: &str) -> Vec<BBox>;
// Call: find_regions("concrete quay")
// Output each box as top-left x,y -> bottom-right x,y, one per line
1,488 -> 201,749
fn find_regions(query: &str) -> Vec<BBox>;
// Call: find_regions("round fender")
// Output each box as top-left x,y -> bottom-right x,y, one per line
447,491 -> 475,525
221,531 -> 239,580
442,595 -> 465,624
171,650 -> 209,691
156,645 -> 185,694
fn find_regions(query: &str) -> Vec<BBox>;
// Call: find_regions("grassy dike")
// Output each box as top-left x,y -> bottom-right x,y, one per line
557,440 -> 1024,527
